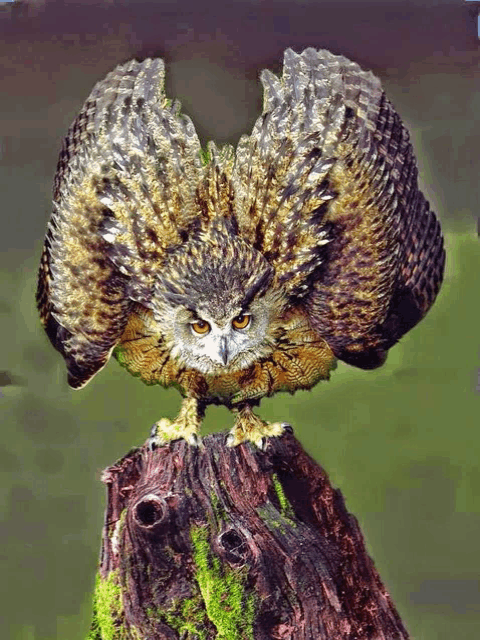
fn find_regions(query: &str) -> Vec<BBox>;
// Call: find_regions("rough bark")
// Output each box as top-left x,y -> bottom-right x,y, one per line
87,431 -> 410,640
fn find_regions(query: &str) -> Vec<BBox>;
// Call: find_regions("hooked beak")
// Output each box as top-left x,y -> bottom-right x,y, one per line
218,336 -> 229,365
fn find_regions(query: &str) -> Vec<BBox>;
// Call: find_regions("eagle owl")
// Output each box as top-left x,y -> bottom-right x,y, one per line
37,49 -> 445,448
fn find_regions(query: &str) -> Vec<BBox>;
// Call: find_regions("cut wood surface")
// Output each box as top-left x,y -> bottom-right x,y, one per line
88,431 -> 409,639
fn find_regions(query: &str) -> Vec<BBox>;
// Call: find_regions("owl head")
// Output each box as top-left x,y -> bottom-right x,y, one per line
152,222 -> 287,375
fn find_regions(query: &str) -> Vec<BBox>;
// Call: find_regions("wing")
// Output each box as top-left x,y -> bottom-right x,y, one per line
37,58 -> 203,388
232,48 -> 445,369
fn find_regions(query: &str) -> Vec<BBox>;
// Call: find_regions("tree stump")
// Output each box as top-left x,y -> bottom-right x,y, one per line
88,431 -> 409,639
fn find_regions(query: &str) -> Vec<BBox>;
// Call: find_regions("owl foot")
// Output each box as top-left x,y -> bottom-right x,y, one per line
148,397 -> 202,449
227,405 -> 292,449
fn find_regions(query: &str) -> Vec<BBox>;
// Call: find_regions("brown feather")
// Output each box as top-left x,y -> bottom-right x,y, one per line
37,47 -> 444,403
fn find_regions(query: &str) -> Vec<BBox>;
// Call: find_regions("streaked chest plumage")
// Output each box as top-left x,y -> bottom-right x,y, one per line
115,304 -> 336,406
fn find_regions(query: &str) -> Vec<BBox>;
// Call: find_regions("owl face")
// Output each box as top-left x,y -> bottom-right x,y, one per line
149,222 -> 288,375
167,295 -> 278,375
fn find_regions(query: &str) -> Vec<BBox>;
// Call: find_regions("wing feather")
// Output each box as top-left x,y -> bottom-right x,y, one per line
37,58 -> 203,388
37,50 -> 445,388
233,48 -> 444,368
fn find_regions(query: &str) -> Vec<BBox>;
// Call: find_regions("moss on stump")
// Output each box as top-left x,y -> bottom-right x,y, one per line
88,432 -> 409,639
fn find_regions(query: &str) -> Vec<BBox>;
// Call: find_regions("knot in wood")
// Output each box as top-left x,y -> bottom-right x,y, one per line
133,494 -> 167,528
218,528 -> 250,566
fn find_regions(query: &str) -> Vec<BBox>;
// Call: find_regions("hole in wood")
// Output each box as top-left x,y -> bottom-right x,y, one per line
220,529 -> 244,551
219,529 -> 249,565
133,494 -> 166,528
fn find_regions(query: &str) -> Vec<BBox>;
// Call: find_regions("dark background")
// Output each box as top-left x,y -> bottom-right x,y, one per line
1,0 -> 479,638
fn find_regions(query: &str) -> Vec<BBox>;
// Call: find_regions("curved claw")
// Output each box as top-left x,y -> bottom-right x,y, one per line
148,424 -> 160,450
147,429 -> 167,451
186,432 -> 201,447
257,436 -> 268,451
226,432 -> 236,448
281,422 -> 294,435
147,438 -> 159,451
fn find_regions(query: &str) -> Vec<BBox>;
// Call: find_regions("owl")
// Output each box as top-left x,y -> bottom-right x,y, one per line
37,48 -> 445,448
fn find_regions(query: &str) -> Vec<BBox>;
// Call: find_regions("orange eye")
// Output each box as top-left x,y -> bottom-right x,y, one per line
232,313 -> 251,330
191,319 -> 211,335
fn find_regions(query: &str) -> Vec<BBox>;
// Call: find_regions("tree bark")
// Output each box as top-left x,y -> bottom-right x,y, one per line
88,431 -> 410,640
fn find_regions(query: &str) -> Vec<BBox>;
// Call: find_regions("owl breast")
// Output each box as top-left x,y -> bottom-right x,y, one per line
114,304 -> 336,405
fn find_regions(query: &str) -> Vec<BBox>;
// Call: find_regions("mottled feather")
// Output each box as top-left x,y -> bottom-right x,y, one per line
37,49 -> 444,442
37,58 -> 204,387
231,48 -> 443,367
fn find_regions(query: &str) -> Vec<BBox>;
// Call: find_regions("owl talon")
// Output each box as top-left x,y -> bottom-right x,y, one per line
149,417 -> 200,448
147,397 -> 202,448
227,405 -> 289,448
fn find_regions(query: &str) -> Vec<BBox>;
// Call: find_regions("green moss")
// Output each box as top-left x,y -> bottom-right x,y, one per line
255,473 -> 297,534
144,591 -> 211,639
162,594 -> 211,640
271,473 -> 296,521
209,490 -> 223,521
190,525 -> 257,640
256,488 -> 297,537
87,570 -> 125,640
148,499 -> 256,638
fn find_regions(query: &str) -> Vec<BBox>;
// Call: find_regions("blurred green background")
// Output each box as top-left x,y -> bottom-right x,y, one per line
1,1 -> 479,638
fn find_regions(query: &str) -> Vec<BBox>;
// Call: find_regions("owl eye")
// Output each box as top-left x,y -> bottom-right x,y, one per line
232,313 -> 251,330
191,319 -> 211,335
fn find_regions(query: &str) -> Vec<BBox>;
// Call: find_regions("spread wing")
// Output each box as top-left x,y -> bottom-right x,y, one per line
37,58 -> 203,388
232,48 -> 445,369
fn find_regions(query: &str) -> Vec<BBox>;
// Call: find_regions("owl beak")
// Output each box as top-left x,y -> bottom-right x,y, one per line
219,336 -> 229,365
